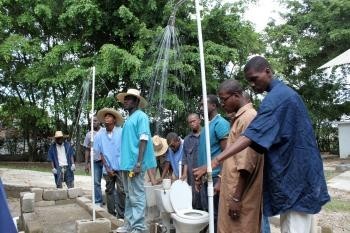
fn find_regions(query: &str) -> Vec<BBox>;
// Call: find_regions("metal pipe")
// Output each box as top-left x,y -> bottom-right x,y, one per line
90,66 -> 96,221
195,1 -> 214,233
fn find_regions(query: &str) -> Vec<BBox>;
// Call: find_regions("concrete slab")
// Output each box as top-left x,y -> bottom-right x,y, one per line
328,171 -> 350,192
43,189 -> 68,201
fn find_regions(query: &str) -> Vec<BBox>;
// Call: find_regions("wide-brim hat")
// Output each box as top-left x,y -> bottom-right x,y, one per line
96,108 -> 124,126
116,88 -> 147,108
54,131 -> 68,138
152,135 -> 168,156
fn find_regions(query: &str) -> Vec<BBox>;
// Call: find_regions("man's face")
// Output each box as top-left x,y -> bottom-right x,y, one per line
123,95 -> 138,111
55,137 -> 64,145
104,113 -> 116,126
187,115 -> 201,132
92,117 -> 100,129
245,67 -> 272,94
218,90 -> 240,114
168,138 -> 181,152
200,99 -> 215,117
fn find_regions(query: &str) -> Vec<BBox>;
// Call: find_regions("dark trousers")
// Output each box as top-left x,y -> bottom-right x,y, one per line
55,166 -> 74,188
103,171 -> 125,218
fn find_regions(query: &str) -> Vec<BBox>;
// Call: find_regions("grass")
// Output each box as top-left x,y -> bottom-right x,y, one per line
324,170 -> 341,181
0,162 -> 88,176
324,199 -> 350,212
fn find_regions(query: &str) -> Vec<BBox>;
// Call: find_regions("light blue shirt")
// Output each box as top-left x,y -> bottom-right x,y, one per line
120,109 -> 156,171
166,140 -> 184,177
198,114 -> 230,177
94,126 -> 122,171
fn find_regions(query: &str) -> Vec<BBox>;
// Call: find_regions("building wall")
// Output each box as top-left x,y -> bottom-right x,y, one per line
338,122 -> 350,158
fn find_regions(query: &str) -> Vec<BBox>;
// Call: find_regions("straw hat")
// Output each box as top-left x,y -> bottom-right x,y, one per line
96,108 -> 124,126
116,89 -> 147,108
152,135 -> 168,156
54,131 -> 68,138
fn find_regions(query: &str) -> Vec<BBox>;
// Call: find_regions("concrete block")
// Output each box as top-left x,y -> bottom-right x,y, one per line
95,208 -> 123,229
30,188 -> 43,202
42,189 -> 67,201
35,200 -> 55,207
55,198 -> 76,205
68,187 -> 83,198
321,226 -> 333,233
22,213 -> 43,233
21,193 -> 35,213
76,218 -> 111,233
25,221 -> 43,233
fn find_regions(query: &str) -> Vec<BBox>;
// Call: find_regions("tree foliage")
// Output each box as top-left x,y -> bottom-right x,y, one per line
265,0 -> 350,152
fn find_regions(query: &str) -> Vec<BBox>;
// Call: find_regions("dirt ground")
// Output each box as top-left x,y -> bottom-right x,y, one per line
3,157 -> 350,233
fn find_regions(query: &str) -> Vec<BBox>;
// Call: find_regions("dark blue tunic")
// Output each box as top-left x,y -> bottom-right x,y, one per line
243,79 -> 330,216
0,178 -> 17,233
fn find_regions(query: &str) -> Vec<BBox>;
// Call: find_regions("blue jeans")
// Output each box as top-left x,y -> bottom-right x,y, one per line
94,160 -> 103,204
55,165 -> 74,188
122,171 -> 146,232
262,214 -> 271,233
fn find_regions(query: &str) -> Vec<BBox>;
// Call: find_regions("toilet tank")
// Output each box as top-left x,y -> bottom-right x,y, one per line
155,189 -> 174,213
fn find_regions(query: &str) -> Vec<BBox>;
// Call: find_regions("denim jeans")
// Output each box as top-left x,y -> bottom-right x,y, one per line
94,160 -> 103,204
122,171 -> 146,232
262,214 -> 271,233
103,171 -> 125,218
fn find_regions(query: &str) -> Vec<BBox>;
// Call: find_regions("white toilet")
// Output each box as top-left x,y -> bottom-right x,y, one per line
155,180 -> 209,233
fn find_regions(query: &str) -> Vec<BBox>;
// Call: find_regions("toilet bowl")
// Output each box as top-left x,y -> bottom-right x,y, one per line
155,180 -> 209,233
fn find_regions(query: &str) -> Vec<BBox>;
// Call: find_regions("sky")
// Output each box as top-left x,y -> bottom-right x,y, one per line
224,0 -> 286,32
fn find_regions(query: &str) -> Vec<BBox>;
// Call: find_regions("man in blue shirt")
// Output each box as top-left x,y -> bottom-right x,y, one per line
159,132 -> 184,180
194,56 -> 330,233
95,108 -> 125,218
47,131 -> 75,188
83,115 -> 103,206
198,94 -> 230,233
116,89 -> 157,233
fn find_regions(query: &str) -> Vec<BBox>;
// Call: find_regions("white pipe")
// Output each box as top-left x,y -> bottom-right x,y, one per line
195,1 -> 214,233
90,66 -> 96,221
178,160 -> 182,179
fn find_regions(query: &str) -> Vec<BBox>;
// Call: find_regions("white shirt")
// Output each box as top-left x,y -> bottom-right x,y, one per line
56,144 -> 68,166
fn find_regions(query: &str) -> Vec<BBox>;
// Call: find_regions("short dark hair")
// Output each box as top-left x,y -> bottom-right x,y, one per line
218,79 -> 243,95
205,94 -> 219,108
187,113 -> 200,120
166,132 -> 179,144
244,56 -> 273,73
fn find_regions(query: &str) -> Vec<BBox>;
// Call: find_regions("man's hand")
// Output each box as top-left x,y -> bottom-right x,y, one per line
71,164 -> 76,171
133,163 -> 141,176
193,165 -> 207,180
228,196 -> 242,220
194,179 -> 202,192
156,178 -> 163,185
106,167 -> 115,177
214,178 -> 221,195
180,174 -> 187,181
52,168 -> 57,174
85,163 -> 90,174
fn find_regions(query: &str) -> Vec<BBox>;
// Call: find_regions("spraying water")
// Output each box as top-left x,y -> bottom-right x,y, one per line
148,0 -> 187,135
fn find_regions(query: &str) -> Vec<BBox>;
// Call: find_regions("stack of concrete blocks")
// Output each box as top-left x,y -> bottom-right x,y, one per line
18,187 -> 84,233
75,218 -> 111,233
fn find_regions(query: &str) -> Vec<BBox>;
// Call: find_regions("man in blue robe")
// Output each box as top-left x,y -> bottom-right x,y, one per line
0,178 -> 17,233
194,56 -> 330,233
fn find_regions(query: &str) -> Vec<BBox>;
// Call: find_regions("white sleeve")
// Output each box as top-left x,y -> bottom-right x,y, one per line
140,134 -> 149,141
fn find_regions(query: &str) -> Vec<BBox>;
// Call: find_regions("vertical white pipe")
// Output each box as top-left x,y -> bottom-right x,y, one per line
179,160 -> 182,180
90,66 -> 96,221
195,1 -> 214,233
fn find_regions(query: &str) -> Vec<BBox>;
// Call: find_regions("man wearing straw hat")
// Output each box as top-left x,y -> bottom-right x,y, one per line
152,135 -> 168,177
48,131 -> 75,188
116,89 -> 157,233
95,108 -> 125,218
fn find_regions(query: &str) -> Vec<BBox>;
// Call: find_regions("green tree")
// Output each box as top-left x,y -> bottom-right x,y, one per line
265,0 -> 350,152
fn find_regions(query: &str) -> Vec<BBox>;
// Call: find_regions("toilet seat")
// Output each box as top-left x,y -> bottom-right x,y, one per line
175,208 -> 209,220
169,180 -> 192,213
